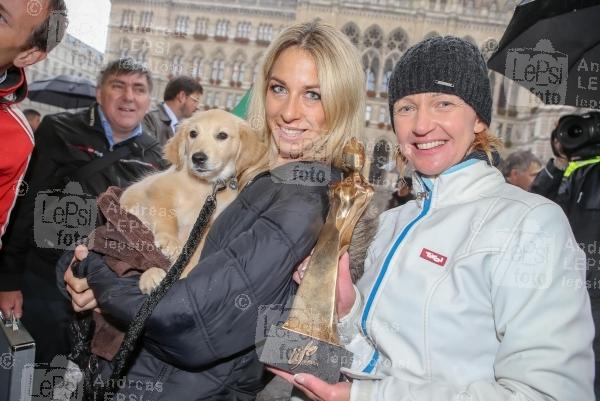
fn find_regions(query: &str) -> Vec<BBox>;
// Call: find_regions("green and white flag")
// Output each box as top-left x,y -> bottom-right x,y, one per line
232,88 -> 252,119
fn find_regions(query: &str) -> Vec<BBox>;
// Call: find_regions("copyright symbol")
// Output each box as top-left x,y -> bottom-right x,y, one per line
27,0 -> 43,17
18,181 -> 29,197
234,294 -> 251,310
0,353 -> 14,370
485,39 -> 499,53
248,115 -> 264,131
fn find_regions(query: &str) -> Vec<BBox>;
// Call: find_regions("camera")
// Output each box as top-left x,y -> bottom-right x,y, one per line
552,112 -> 600,160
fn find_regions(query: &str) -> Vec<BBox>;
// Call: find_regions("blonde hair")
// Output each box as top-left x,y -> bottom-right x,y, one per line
247,20 -> 366,169
469,128 -> 504,160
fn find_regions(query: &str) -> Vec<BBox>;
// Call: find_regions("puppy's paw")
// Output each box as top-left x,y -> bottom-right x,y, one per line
139,267 -> 167,295
154,233 -> 181,262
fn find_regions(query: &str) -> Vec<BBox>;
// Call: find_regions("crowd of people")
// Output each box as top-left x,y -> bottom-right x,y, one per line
0,1 -> 598,401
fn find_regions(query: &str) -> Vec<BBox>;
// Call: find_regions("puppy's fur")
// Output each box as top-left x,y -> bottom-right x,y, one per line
120,109 -> 266,294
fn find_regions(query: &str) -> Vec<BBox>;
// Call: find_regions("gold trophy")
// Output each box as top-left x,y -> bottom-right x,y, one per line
259,138 -> 374,383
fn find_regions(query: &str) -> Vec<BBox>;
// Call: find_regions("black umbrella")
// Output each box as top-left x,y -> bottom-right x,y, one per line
27,74 -> 96,109
487,0 -> 600,110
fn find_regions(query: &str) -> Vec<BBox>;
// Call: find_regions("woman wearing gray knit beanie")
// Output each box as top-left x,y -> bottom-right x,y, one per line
287,36 -> 594,401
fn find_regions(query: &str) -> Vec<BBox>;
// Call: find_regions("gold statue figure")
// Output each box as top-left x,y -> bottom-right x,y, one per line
259,138 -> 374,382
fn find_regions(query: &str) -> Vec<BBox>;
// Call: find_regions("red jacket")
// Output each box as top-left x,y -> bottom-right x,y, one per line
0,67 -> 33,248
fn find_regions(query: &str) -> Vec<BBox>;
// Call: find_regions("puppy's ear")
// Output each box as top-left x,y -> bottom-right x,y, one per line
163,124 -> 186,170
236,121 -> 266,174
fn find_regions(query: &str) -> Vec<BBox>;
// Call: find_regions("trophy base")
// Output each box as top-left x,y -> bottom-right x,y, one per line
258,325 -> 353,384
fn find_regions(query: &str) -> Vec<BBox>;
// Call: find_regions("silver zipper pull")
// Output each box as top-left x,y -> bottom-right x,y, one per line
416,191 -> 429,201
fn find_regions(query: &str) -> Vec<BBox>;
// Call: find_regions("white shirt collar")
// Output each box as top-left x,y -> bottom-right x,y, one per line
162,103 -> 179,133
0,70 -> 8,86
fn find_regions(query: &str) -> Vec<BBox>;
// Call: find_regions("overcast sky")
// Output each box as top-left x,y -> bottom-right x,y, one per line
64,0 -> 111,52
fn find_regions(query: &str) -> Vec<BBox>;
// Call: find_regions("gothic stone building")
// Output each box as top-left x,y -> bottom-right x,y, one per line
106,0 -> 573,187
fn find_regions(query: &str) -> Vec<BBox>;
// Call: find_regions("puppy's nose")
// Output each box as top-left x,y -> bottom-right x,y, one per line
192,152 -> 208,165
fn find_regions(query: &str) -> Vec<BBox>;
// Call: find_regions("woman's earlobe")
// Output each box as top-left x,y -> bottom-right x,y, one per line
474,119 -> 487,134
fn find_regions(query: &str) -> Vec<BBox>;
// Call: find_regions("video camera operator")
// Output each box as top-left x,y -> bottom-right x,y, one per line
531,111 -> 600,396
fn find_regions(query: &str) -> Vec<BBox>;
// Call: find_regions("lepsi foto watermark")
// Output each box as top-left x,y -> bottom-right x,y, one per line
34,181 -> 97,250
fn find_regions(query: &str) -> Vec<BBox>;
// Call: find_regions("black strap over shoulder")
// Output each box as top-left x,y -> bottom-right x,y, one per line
70,144 -> 134,183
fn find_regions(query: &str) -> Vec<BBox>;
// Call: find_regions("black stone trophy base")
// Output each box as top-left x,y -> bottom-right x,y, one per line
258,325 -> 353,384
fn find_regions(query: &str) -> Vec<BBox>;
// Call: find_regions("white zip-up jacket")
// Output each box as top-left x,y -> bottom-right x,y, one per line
339,159 -> 595,401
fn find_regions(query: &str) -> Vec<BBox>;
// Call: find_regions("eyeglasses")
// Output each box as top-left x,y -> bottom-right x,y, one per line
189,95 -> 201,104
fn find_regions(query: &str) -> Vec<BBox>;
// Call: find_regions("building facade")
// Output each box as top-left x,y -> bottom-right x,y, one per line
106,0 -> 570,186
19,33 -> 105,116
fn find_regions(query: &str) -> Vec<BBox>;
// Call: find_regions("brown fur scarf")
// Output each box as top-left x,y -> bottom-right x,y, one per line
348,201 -> 380,283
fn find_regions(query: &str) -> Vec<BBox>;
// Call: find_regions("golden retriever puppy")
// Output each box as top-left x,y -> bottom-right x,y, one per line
120,109 -> 266,294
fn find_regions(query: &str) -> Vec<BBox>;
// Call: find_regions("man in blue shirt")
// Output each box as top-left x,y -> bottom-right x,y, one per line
143,76 -> 203,145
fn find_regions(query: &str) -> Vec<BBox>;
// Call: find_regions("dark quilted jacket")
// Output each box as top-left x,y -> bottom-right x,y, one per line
57,161 -> 339,400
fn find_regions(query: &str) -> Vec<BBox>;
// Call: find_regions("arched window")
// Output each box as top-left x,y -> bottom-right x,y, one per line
191,56 -> 203,79
362,50 -> 380,92
226,93 -> 235,110
252,53 -> 263,84
121,10 -> 135,29
195,18 -> 208,35
175,16 -> 189,34
172,54 -> 184,76
341,22 -> 360,46
378,106 -> 387,124
205,92 -> 215,107
363,25 -> 384,50
236,22 -> 251,38
265,25 -> 273,41
139,11 -> 152,30
231,62 -> 246,83
216,20 -> 229,37
211,58 -> 225,81
257,24 -> 273,42
231,52 -> 247,84
387,28 -> 408,52
366,70 -> 376,92
380,52 -> 401,94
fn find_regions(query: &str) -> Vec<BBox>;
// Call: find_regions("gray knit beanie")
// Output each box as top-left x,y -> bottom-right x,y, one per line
388,36 -> 492,128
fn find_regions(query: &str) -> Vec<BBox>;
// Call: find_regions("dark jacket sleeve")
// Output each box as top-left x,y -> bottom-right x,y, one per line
530,159 -> 564,201
0,116 -> 61,291
86,183 -> 328,369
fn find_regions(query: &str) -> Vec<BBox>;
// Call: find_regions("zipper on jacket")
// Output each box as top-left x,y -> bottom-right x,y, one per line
359,185 -> 432,374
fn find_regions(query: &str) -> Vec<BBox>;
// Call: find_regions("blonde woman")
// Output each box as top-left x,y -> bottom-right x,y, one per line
58,21 -> 366,400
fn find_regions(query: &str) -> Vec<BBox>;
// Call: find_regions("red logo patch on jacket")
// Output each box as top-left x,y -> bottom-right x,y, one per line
420,248 -> 447,267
